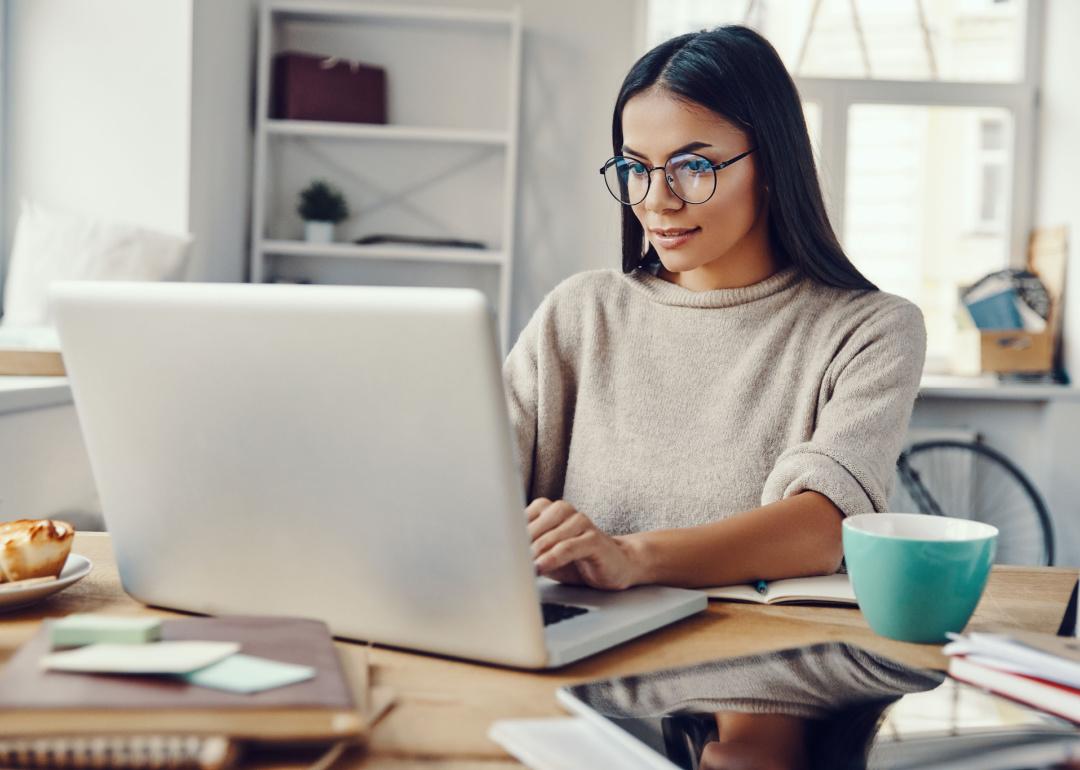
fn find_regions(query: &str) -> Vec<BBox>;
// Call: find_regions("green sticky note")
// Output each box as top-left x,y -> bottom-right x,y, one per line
51,615 -> 162,648
181,654 -> 315,694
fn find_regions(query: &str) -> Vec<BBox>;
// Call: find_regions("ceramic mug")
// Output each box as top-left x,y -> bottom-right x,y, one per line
843,513 -> 998,643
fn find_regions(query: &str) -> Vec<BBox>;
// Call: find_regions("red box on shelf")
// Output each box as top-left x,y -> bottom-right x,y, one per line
271,51 -> 387,124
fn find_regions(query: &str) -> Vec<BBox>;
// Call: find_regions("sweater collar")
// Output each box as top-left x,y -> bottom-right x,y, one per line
625,266 -> 803,308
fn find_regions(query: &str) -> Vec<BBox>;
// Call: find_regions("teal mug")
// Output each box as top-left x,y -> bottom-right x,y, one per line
842,513 -> 998,643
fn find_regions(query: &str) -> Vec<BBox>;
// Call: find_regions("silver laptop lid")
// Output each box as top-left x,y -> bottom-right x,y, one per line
52,281 -> 549,667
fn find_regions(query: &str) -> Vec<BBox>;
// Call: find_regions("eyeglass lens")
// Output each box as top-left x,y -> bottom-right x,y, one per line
603,153 -> 718,205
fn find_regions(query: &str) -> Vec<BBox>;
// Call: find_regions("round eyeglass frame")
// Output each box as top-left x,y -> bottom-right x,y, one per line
599,149 -> 756,206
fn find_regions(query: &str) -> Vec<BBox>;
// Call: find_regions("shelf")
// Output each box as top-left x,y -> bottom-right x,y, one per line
252,0 -> 522,348
260,240 -> 507,266
919,375 -> 1080,402
265,120 -> 510,146
266,1 -> 519,28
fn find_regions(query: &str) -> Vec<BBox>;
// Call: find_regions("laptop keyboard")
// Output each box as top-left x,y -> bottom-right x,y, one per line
541,602 -> 591,626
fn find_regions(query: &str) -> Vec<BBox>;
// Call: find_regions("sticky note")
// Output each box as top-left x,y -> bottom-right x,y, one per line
182,654 -> 316,694
41,641 -> 239,674
50,615 -> 162,648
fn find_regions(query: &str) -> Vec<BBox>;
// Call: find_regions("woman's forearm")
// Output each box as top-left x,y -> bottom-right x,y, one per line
623,491 -> 845,588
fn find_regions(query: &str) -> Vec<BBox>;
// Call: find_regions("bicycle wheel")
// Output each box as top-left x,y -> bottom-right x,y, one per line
892,440 -> 1055,566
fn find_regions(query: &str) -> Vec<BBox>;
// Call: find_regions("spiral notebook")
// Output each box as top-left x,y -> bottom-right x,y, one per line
0,616 -> 366,769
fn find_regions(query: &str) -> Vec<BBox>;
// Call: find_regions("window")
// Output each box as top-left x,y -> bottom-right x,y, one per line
644,0 -> 1041,372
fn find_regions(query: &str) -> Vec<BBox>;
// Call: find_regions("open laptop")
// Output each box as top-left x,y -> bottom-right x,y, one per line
51,281 -> 706,669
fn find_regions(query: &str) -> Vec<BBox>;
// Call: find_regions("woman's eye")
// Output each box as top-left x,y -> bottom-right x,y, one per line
628,162 -> 648,176
684,159 -> 711,173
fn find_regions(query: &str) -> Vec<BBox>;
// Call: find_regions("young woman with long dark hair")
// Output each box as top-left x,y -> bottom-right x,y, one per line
504,26 -> 926,590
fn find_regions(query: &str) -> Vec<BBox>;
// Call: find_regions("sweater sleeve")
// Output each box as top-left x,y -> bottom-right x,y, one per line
502,306 -> 541,497
502,283 -> 581,503
761,300 -> 926,516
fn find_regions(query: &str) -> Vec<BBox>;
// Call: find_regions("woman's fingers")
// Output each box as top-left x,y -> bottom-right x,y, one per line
524,497 -> 551,523
530,511 -> 591,558
535,530 -> 601,574
526,499 -> 577,541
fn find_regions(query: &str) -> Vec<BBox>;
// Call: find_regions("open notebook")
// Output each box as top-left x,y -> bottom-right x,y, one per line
704,573 -> 857,606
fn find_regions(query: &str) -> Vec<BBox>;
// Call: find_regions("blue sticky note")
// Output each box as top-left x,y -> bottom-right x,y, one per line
181,654 -> 315,694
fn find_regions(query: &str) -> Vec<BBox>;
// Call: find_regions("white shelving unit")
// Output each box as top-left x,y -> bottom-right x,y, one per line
250,1 -> 522,346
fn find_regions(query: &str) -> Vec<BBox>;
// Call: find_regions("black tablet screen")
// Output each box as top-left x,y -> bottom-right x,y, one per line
563,642 -> 1078,770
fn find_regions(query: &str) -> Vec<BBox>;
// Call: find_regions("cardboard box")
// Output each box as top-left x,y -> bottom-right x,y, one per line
272,51 -> 387,124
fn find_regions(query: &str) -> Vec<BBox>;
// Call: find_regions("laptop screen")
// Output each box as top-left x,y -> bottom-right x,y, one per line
562,642 -> 1079,770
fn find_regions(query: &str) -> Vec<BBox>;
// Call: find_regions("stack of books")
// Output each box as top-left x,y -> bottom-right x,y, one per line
0,615 -> 394,769
960,269 -> 1050,333
944,630 -> 1080,724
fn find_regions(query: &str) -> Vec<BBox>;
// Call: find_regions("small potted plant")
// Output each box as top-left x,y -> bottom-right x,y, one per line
298,180 -> 349,243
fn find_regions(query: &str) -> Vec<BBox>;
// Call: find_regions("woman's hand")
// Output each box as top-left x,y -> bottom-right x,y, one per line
526,498 -> 644,590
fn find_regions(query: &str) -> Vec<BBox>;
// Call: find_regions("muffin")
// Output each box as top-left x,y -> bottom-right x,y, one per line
0,519 -> 74,583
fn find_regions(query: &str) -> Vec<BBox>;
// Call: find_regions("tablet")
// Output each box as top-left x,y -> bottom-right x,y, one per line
556,642 -> 1080,770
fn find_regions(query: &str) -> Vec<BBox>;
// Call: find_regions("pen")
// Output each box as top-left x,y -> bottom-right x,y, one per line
754,580 -> 768,595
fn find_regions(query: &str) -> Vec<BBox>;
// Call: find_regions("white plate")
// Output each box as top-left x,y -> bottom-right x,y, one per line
0,554 -> 93,612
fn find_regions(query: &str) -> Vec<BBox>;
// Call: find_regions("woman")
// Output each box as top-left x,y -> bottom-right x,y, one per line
503,26 -> 925,590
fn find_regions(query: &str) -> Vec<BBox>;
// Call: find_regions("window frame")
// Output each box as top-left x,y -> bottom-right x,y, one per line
793,0 -> 1044,273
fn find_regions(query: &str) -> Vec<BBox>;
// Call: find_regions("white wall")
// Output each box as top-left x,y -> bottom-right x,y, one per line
1,0 -> 193,270
1035,0 -> 1080,381
0,0 -> 253,293
446,0 -> 638,336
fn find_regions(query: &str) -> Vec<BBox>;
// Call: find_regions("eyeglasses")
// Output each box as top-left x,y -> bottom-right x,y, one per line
599,149 -> 756,206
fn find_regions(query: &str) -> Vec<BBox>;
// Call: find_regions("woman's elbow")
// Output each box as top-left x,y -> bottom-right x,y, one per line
806,492 -> 845,575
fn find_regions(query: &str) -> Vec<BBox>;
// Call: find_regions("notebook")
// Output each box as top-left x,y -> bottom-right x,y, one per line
948,656 -> 1080,724
704,573 -> 857,606
0,616 -> 364,741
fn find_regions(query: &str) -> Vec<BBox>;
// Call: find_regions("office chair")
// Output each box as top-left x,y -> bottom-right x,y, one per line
893,439 -> 1055,566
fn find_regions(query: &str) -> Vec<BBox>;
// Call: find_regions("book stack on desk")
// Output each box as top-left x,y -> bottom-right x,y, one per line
944,629 -> 1080,724
0,616 -> 376,769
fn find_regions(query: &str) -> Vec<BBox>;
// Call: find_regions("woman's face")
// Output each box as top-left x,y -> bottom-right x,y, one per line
621,87 -> 771,289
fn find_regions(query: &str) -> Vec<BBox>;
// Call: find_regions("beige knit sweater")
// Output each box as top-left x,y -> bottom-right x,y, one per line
502,267 -> 926,536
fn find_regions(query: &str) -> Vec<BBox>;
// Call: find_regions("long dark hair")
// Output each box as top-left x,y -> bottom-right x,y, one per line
613,25 -> 876,291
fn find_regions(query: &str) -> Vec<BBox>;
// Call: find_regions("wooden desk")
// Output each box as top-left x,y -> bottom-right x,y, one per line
1,533 -> 1075,769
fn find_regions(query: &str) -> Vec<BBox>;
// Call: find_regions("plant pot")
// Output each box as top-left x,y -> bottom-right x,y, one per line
304,221 -> 335,243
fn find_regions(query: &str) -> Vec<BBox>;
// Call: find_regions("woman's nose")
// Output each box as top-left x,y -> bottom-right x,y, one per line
643,169 -> 683,212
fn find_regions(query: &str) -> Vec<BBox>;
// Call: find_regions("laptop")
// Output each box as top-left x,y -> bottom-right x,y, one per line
52,281 -> 706,669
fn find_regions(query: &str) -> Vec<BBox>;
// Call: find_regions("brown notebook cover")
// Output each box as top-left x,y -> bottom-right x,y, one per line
0,616 -> 363,741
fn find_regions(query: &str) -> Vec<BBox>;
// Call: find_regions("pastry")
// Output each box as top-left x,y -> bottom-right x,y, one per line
0,519 -> 74,583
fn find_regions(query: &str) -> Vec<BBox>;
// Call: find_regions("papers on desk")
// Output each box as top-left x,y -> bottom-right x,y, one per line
42,641 -> 241,675
490,717 -> 656,770
944,630 -> 1080,723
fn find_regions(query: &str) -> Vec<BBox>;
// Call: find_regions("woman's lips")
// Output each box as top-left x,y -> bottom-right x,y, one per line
650,227 -> 700,249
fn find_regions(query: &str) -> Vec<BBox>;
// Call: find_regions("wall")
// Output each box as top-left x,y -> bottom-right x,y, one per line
1035,0 -> 1080,381
911,393 -> 1080,566
1,0 -> 193,286
388,0 -> 639,338
0,0 -> 253,294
